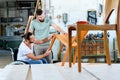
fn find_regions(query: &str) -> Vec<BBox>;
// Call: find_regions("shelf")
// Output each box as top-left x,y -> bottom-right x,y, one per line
81,39 -> 104,56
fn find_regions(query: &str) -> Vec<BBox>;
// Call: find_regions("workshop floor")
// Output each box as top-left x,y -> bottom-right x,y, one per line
0,49 -> 12,68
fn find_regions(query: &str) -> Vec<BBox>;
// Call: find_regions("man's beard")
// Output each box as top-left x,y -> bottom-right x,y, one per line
39,19 -> 44,22
29,41 -> 34,43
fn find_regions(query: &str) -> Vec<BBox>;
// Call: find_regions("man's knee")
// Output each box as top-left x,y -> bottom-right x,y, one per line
38,60 -> 43,64
46,54 -> 53,63
41,58 -> 48,64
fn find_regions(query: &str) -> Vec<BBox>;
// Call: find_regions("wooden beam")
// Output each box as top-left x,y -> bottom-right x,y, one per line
33,0 -> 42,19
77,24 -> 116,30
24,16 -> 34,34
24,0 -> 42,34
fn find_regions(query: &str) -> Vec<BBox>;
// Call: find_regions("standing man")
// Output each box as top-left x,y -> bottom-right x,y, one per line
29,9 -> 66,63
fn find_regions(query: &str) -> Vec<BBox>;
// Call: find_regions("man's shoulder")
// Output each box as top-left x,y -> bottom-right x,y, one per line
45,16 -> 50,21
31,19 -> 38,23
19,42 -> 26,49
45,16 -> 53,23
19,42 -> 23,46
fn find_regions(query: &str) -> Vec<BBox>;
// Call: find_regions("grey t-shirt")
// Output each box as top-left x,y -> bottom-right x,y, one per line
29,17 -> 53,46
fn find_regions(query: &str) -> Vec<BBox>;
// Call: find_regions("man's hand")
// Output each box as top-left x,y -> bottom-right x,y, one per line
44,49 -> 51,57
48,34 -> 56,40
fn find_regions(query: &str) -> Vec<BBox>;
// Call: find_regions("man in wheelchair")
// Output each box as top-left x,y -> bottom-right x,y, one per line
16,32 -> 51,64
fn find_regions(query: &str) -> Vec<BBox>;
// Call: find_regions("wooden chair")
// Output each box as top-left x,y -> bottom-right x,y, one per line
71,0 -> 120,72
55,34 -> 77,66
48,21 -> 88,66
49,34 -> 76,66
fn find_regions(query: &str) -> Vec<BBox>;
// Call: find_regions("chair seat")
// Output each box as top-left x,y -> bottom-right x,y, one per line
55,34 -> 77,47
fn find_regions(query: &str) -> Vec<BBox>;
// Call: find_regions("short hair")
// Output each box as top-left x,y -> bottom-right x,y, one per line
21,32 -> 33,40
36,9 -> 43,15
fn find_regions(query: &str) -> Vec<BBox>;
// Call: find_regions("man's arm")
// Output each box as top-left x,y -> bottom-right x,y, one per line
51,23 -> 67,34
26,49 -> 51,60
34,35 -> 54,44
29,26 -> 53,44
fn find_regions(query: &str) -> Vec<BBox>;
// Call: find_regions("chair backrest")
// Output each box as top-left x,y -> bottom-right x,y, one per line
104,0 -> 120,54
104,0 -> 119,24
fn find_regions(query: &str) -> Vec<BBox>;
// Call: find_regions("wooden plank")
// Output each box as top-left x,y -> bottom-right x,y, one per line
31,64 -> 65,80
24,16 -> 34,34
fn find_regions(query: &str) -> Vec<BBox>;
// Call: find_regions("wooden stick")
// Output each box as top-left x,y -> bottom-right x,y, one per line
48,35 -> 56,50
24,0 -> 42,34
24,16 -> 34,34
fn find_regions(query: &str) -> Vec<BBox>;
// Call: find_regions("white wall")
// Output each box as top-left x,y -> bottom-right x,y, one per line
51,0 -> 100,35
51,0 -> 98,25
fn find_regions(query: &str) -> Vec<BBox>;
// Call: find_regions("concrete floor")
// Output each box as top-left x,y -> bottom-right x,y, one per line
0,50 -> 12,68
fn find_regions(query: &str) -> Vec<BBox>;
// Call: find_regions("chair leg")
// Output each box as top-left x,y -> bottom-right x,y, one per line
73,47 -> 78,64
61,49 -> 69,66
48,36 -> 56,50
104,31 -> 111,65
58,44 -> 64,61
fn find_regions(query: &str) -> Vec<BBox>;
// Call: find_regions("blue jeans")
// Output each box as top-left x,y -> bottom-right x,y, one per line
34,45 -> 53,63
25,58 -> 48,64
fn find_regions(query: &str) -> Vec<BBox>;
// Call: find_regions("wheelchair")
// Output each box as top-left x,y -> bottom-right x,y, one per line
9,48 -> 29,65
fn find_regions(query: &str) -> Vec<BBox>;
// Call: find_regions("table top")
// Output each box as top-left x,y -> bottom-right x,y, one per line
31,64 -> 65,80
1,63 -> 119,80
1,65 -> 29,80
